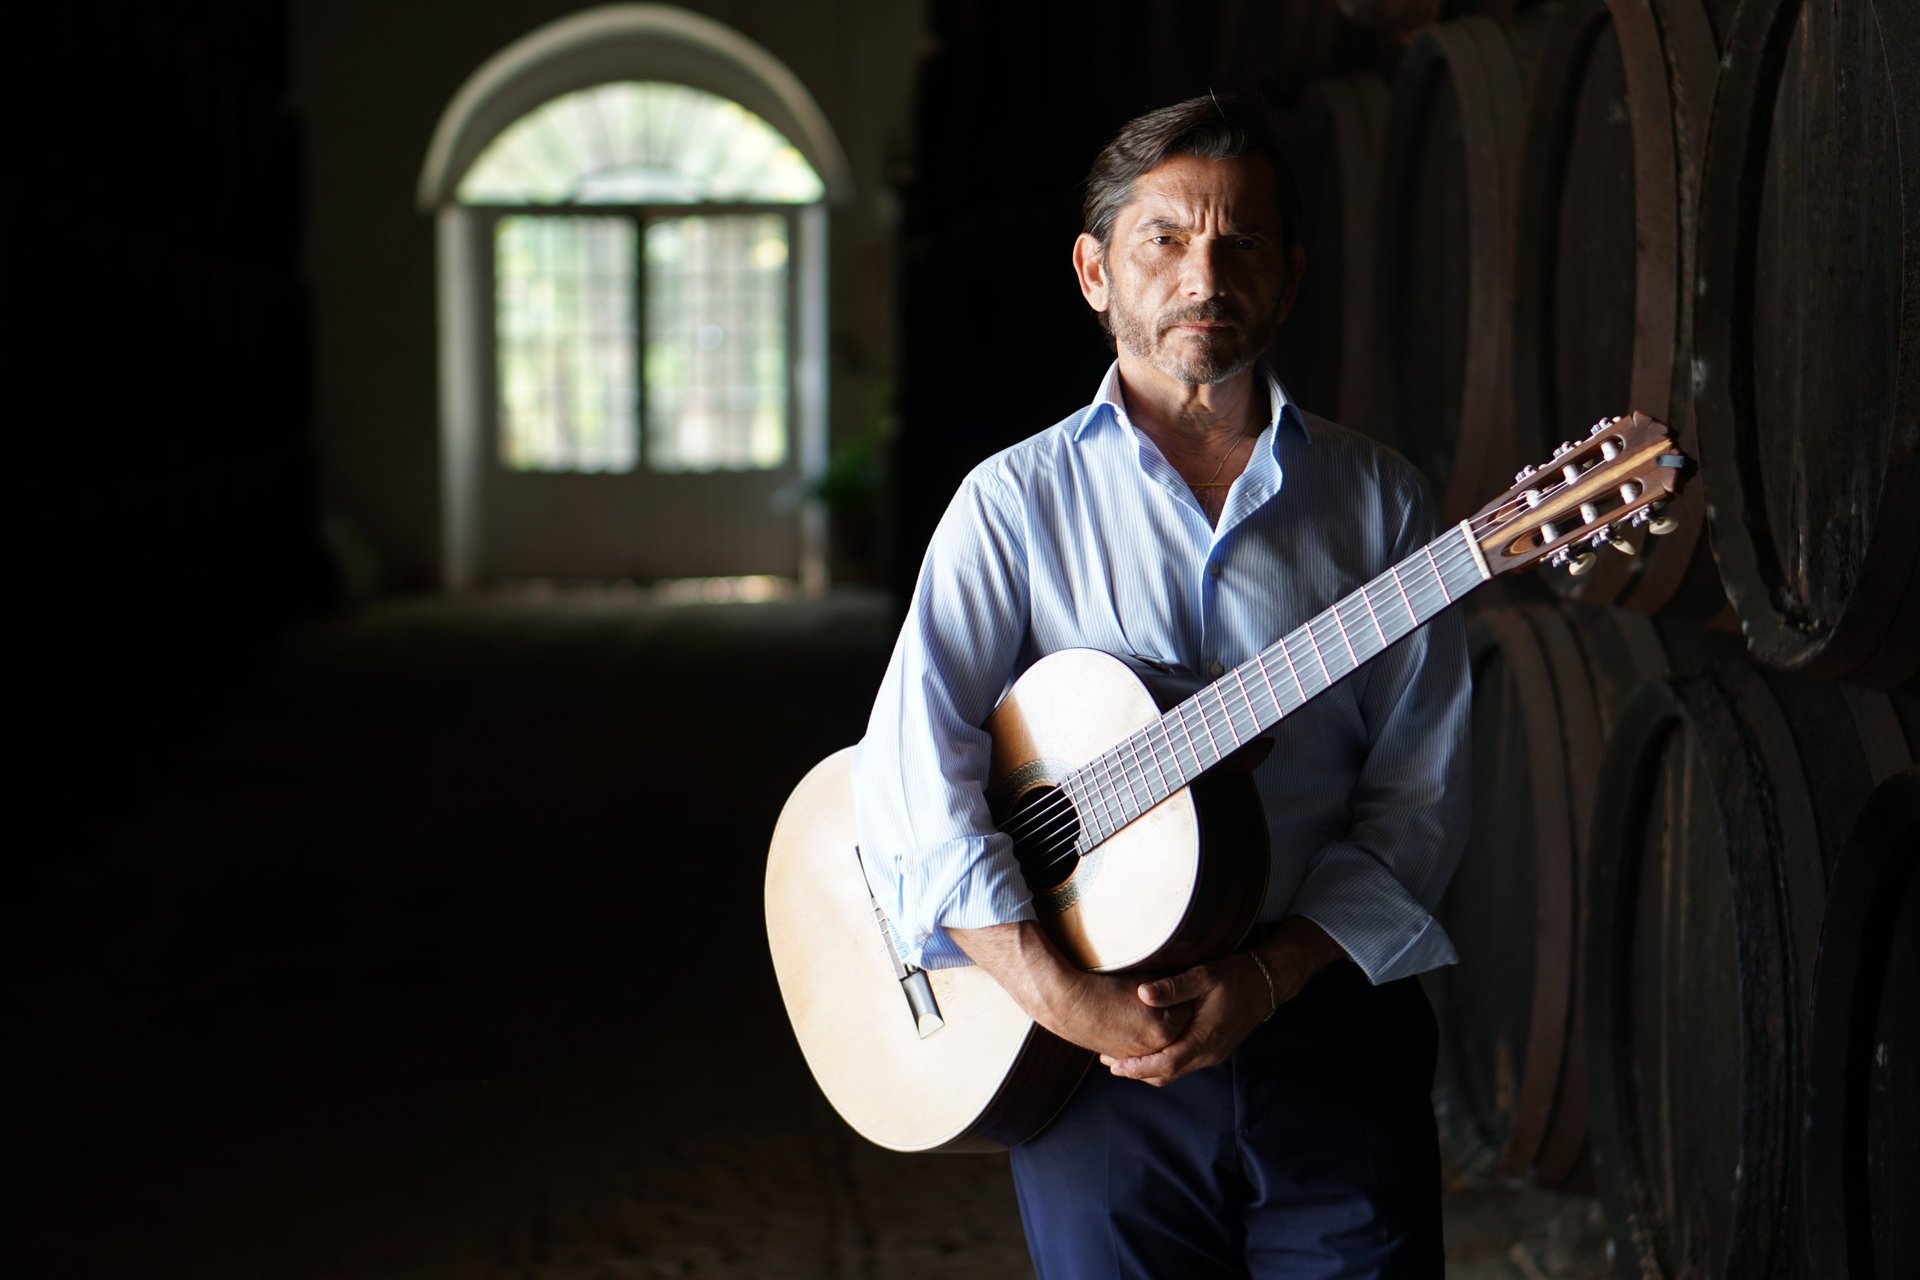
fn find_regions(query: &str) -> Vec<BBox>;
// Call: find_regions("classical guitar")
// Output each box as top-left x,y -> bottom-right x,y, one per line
766,413 -> 1690,1152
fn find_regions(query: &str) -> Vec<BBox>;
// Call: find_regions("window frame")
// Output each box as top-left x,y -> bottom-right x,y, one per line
466,199 -> 806,477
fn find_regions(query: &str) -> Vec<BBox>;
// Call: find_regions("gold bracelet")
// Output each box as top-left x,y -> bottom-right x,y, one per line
1245,950 -> 1278,1021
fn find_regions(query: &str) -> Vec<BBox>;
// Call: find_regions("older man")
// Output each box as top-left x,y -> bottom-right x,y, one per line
852,95 -> 1470,1278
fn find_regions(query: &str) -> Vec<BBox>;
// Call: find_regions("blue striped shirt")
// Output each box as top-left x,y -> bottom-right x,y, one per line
852,363 -> 1471,983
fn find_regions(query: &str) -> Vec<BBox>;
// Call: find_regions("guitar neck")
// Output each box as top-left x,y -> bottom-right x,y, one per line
1062,521 -> 1490,850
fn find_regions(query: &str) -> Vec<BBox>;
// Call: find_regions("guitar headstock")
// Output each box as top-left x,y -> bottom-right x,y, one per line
1471,412 -> 1690,577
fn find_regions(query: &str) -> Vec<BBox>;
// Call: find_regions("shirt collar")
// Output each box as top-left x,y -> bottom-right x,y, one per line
1076,361 -> 1311,450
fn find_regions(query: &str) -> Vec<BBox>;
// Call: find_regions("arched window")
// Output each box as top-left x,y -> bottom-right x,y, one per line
420,8 -> 849,588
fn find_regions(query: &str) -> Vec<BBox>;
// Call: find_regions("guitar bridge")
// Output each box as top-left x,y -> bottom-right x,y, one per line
898,968 -> 944,1038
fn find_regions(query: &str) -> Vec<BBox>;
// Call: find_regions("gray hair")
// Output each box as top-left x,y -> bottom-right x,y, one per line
1081,93 -> 1302,250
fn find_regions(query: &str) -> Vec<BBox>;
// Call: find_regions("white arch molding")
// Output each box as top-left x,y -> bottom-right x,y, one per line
422,4 -> 848,589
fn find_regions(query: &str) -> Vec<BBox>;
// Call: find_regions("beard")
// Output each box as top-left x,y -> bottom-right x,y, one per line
1106,291 -> 1279,386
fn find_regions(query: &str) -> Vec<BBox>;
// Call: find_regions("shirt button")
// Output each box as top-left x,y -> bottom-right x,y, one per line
1209,562 -> 1223,578
1209,661 -> 1225,676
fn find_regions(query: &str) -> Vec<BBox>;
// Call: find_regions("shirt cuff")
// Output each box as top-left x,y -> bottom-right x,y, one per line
1286,842 -> 1458,984
895,833 -> 1035,970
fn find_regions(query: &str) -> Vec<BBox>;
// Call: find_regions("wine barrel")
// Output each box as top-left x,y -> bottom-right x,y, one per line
1584,662 -> 1910,1279
1434,602 -> 1684,1185
1510,0 -> 1725,616
1691,0 -> 1920,688
1805,769 -> 1919,1280
1373,16 -> 1523,522
1273,76 -> 1389,433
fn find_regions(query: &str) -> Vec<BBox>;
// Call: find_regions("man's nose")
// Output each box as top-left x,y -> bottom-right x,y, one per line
1180,241 -> 1228,298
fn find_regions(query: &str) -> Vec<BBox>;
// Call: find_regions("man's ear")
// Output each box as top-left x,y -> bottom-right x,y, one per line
1072,232 -> 1110,314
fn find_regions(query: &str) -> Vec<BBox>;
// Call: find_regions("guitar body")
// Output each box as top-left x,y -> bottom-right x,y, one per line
764,649 -> 1269,1152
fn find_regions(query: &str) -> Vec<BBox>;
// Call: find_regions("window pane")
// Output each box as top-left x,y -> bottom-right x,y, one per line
644,215 -> 789,472
495,216 -> 638,472
459,82 -> 824,206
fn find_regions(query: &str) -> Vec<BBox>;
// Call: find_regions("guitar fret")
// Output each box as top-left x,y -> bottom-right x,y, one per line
1141,726 -> 1174,795
1157,729 -> 1180,788
1251,653 -> 1284,720
1078,769 -> 1114,847
1331,604 -> 1360,668
1130,733 -> 1165,807
1387,563 -> 1418,630
1111,740 -> 1147,816
1194,692 -> 1223,763
1054,779 -> 1086,853
1230,665 -> 1262,732
1423,542 -> 1453,603
1303,620 -> 1335,686
1275,635 -> 1306,703
1096,754 -> 1130,840
1211,684 -> 1240,746
1116,735 -> 1148,811
1286,632 -> 1316,694
1357,583 -> 1388,648
1170,703 -> 1204,775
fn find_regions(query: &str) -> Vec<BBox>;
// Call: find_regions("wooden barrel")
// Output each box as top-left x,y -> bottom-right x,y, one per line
1509,0 -> 1726,616
1584,662 -> 1910,1279
1691,0 -> 1920,688
1273,76 -> 1389,433
1433,602 -> 1690,1185
1805,768 -> 1919,1280
1373,16 -> 1523,522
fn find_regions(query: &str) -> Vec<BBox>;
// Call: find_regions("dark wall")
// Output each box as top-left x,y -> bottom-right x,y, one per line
889,0 -> 1390,599
17,2 -> 324,868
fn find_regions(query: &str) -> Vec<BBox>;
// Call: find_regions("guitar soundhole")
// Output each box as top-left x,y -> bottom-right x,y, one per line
1003,785 -> 1082,892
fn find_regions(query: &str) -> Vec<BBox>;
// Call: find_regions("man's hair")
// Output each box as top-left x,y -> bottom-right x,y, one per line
1082,93 -> 1303,251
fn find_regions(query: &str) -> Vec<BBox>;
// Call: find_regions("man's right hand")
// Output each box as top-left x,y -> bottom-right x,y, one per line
948,921 -> 1191,1061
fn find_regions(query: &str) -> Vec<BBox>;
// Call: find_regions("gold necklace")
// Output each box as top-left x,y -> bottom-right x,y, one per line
1190,433 -> 1251,490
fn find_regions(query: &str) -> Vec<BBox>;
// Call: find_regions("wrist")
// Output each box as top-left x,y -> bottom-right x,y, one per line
1242,949 -> 1278,1021
1250,916 -> 1346,1004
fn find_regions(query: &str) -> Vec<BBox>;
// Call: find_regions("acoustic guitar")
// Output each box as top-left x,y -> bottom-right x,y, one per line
766,412 -> 1689,1152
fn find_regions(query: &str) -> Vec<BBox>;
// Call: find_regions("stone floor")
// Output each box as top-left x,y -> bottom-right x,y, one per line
8,589 -> 1606,1279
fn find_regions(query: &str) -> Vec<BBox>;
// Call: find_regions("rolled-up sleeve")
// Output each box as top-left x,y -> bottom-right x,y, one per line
1284,470 -> 1472,984
851,467 -> 1036,969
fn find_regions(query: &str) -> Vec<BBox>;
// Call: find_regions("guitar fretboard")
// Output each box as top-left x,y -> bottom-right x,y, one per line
1059,522 -> 1488,850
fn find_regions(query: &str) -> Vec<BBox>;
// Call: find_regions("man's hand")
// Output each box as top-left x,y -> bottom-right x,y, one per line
1102,916 -> 1347,1086
949,922 -> 1192,1062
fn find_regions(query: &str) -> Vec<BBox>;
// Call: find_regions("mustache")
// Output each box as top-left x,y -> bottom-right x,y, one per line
1159,301 -> 1243,330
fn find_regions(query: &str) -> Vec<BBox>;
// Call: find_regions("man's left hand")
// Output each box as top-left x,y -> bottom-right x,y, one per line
1101,917 -> 1345,1086
1098,953 -> 1270,1086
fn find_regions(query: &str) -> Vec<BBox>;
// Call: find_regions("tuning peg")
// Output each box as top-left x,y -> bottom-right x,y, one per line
1550,545 -> 1598,575
1647,509 -> 1679,535
1589,524 -> 1636,556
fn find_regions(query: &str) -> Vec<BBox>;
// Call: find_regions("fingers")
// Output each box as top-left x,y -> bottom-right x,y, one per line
1110,1047 -> 1179,1080
1135,965 -> 1211,1007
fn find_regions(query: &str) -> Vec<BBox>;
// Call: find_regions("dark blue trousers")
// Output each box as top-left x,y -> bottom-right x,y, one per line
1009,961 -> 1443,1279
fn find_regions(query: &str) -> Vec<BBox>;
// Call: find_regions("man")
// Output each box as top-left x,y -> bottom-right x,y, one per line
851,94 -> 1470,1278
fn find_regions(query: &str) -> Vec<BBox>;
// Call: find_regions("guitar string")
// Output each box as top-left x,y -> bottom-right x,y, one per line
1001,472 -> 1602,865
1002,535 -> 1484,867
1007,465 -> 1650,869
1003,576 -> 1464,868
998,461 -> 1641,869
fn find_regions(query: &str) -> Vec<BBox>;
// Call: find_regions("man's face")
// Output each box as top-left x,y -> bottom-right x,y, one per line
1075,152 -> 1303,386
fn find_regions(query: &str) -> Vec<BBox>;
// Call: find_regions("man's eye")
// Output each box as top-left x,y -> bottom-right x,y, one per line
1149,235 -> 1176,246
1235,238 -> 1261,251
